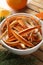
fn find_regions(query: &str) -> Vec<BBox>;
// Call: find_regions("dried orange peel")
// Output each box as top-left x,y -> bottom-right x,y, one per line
0,15 -> 42,49
36,12 -> 43,20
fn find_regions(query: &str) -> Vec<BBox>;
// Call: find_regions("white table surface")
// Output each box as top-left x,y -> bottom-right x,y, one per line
0,0 -> 11,10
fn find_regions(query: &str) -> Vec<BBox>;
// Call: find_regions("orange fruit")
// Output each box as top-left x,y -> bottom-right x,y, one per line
6,0 -> 27,10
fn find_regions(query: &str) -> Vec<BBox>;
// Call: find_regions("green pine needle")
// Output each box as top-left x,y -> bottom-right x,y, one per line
0,17 -> 5,22
0,50 -> 37,65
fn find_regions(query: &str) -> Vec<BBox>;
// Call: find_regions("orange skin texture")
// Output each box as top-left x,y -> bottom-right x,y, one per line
36,12 -> 43,20
6,0 -> 27,10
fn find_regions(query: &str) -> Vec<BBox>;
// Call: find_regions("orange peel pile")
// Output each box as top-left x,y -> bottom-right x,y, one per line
0,16 -> 42,49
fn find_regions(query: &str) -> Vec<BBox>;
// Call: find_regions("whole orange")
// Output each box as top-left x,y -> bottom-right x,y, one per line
6,0 -> 27,10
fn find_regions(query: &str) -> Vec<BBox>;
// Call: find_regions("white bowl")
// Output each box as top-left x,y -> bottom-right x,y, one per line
0,13 -> 43,55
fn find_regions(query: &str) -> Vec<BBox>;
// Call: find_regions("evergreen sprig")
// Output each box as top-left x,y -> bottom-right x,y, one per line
0,17 -> 5,22
0,50 -> 36,65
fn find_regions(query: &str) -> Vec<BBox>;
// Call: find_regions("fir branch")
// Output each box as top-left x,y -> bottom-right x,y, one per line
0,17 -> 5,22
0,50 -> 37,65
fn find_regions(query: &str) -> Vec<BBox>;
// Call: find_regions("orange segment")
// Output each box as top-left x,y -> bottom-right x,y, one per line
0,9 -> 11,17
